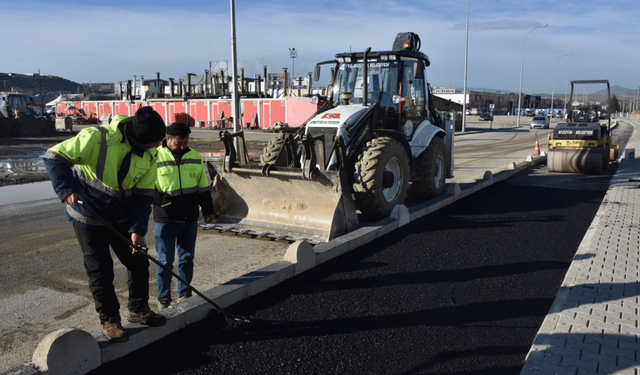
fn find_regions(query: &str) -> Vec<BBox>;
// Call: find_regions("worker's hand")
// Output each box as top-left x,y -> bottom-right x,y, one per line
64,193 -> 83,206
203,214 -> 218,224
130,233 -> 146,254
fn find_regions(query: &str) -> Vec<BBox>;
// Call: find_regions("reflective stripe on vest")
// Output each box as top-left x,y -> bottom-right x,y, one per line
46,116 -> 157,198
156,147 -> 207,197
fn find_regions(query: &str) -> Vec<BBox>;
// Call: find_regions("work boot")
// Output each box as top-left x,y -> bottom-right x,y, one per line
157,298 -> 171,310
128,306 -> 167,326
102,317 -> 129,343
177,290 -> 192,302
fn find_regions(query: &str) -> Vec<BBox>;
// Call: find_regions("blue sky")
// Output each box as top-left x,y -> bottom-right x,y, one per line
3,0 -> 639,94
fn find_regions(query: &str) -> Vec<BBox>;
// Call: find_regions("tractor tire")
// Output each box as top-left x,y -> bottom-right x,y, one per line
410,136 -> 446,201
260,134 -> 285,165
352,137 -> 410,220
260,134 -> 298,166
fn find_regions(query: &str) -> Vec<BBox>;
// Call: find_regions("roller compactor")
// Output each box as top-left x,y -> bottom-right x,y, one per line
547,80 -> 618,174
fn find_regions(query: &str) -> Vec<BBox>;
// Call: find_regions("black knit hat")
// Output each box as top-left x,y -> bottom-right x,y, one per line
166,122 -> 191,136
127,106 -> 166,144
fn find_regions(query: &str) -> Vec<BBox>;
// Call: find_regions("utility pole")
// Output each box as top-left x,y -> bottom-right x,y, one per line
289,48 -> 297,96
229,0 -> 246,163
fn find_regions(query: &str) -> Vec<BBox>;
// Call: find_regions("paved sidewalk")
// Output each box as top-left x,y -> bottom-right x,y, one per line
521,120 -> 640,375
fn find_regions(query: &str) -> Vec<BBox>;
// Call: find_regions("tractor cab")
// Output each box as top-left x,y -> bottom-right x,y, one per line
312,32 -> 440,142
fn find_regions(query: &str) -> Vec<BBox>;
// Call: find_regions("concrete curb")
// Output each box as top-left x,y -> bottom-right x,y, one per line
5,154 -> 547,375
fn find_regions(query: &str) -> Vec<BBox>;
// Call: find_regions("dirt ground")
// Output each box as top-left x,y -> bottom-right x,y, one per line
0,132 -> 266,187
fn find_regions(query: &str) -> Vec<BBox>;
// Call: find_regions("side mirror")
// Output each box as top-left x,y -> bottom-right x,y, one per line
314,65 -> 321,81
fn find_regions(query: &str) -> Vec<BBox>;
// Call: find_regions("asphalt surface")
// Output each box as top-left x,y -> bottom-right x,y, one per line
0,115 -> 549,373
0,116 -> 628,374
89,175 -> 610,374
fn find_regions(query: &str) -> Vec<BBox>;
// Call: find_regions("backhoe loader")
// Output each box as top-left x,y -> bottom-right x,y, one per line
205,32 -> 454,243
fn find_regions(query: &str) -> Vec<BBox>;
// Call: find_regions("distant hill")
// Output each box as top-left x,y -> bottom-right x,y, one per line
594,85 -> 636,95
1,72 -> 81,95
453,85 -> 635,96
0,73 -> 114,104
456,87 -> 518,95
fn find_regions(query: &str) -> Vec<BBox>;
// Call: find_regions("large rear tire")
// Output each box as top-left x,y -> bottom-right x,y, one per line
352,137 -> 410,220
260,134 -> 298,166
410,136 -> 446,200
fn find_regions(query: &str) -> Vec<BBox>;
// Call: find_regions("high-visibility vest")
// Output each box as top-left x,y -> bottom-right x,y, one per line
44,115 -> 158,228
46,115 -> 158,197
155,146 -> 209,197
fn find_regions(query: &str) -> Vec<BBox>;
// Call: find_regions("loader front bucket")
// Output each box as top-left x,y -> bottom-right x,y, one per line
547,149 -> 604,174
204,161 -> 359,244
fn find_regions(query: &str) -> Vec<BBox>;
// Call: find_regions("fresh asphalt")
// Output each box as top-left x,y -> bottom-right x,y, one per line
88,170 -> 612,374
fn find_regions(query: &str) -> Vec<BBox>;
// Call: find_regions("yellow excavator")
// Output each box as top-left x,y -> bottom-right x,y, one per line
547,80 -> 618,174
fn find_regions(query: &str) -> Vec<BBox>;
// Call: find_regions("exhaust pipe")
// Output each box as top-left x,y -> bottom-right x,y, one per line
263,66 -> 268,97
362,48 -> 371,107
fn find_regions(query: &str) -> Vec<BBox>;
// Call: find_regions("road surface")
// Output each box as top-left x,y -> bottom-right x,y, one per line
0,117 -> 630,372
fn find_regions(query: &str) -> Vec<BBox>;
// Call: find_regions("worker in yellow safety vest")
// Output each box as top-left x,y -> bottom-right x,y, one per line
43,106 -> 168,343
153,122 -> 216,310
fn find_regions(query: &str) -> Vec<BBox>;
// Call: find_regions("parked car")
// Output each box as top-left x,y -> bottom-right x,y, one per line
479,112 -> 493,121
530,115 -> 550,129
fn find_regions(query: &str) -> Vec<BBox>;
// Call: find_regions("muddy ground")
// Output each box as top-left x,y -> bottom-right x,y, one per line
0,132 -> 267,187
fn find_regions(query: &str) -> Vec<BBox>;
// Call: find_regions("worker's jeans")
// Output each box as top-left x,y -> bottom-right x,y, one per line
154,220 -> 198,302
73,224 -> 150,324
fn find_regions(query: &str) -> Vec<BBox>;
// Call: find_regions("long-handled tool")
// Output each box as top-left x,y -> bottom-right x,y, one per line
77,200 -> 251,326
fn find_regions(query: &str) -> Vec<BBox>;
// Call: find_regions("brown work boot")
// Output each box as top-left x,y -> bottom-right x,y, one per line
157,298 -> 171,310
177,290 -> 192,302
128,306 -> 167,326
102,317 -> 129,343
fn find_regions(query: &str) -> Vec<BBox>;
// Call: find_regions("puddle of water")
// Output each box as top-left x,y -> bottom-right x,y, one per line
0,181 -> 57,205
0,159 -> 47,174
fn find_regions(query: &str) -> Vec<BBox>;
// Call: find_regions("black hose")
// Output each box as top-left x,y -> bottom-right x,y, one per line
76,200 -> 251,326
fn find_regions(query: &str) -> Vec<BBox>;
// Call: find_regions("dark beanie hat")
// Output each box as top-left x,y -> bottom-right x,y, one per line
127,106 -> 166,144
166,122 -> 191,136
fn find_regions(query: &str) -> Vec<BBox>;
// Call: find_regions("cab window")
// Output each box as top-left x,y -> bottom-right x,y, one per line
401,60 -> 426,129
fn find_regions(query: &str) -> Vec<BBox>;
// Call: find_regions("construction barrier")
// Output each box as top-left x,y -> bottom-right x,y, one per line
55,98 -> 318,130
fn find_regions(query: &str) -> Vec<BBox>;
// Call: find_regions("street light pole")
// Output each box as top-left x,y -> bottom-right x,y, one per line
517,24 -> 548,127
550,53 -> 571,119
462,0 -> 471,133
564,64 -> 581,116
289,48 -> 297,95
229,0 -> 245,162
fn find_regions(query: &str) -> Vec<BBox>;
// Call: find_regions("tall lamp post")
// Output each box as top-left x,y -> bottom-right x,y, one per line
289,48 -> 297,93
462,0 -> 471,133
550,53 -> 571,119
229,0 -> 245,163
517,24 -> 548,127
564,64 -> 581,115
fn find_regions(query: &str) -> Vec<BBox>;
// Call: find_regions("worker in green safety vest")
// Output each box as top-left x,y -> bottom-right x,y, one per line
44,106 -> 168,343
153,122 -> 216,310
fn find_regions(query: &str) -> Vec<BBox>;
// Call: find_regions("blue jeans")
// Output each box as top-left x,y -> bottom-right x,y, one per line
154,220 -> 198,301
